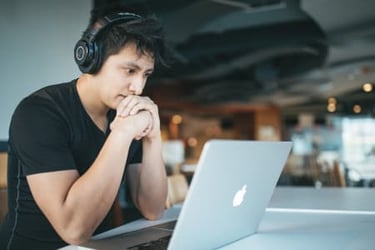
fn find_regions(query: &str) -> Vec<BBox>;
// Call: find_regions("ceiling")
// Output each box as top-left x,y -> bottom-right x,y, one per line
95,0 -> 375,118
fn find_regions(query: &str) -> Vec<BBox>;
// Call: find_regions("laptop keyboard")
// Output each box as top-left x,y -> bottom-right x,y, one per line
127,235 -> 172,250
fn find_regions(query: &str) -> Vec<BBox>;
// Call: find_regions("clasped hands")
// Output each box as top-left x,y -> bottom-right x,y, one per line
110,95 -> 160,140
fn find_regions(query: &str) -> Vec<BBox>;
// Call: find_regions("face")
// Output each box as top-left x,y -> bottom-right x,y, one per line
94,42 -> 155,110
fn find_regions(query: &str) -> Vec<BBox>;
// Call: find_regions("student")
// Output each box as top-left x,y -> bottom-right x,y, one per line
0,11 -> 169,249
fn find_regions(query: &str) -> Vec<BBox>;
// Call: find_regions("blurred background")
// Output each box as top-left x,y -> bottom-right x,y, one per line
1,0 -> 375,219
122,0 -> 375,189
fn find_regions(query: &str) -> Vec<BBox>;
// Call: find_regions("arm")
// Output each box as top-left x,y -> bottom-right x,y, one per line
118,95 -> 168,220
127,135 -> 168,220
27,111 -> 151,245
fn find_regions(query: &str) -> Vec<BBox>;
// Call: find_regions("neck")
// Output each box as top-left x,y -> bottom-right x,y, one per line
76,75 -> 109,132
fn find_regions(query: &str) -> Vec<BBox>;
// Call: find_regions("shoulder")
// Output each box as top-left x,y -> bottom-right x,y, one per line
20,80 -> 77,108
10,80 -> 79,138
13,80 -> 78,120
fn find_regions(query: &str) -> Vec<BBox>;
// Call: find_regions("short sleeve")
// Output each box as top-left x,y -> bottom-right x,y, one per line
9,96 -> 76,175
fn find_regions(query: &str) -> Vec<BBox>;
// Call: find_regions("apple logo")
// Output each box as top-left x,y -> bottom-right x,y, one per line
232,184 -> 247,207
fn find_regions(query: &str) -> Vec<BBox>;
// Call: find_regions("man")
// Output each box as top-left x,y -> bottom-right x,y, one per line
0,11 -> 168,249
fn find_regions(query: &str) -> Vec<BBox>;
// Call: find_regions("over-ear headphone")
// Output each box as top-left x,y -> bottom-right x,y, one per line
74,12 -> 142,74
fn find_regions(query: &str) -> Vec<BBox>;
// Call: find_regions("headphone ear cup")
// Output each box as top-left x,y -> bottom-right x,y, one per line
74,39 -> 97,73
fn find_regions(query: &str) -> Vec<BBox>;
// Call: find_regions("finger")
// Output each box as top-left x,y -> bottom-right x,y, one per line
116,96 -> 133,117
134,124 -> 151,140
118,96 -> 139,117
141,111 -> 154,137
125,96 -> 154,116
128,102 -> 154,116
142,123 -> 153,136
142,116 -> 153,134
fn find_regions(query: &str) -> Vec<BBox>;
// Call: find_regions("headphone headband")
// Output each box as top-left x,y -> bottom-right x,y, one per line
74,12 -> 142,74
104,12 -> 142,23
85,12 -> 142,41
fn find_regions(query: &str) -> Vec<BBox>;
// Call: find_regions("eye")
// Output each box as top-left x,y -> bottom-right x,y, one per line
121,67 -> 136,75
125,68 -> 136,75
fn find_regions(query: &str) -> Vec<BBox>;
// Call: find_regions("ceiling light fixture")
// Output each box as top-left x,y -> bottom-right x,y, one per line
327,103 -> 336,113
171,114 -> 183,125
362,82 -> 373,92
353,104 -> 361,114
328,97 -> 337,105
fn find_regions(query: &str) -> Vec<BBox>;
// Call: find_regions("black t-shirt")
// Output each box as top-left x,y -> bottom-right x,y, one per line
0,80 -> 142,250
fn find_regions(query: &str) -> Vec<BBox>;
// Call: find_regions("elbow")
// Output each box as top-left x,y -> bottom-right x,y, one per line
137,191 -> 168,221
143,210 -> 164,221
62,232 -> 91,246
59,225 -> 93,246
141,205 -> 165,221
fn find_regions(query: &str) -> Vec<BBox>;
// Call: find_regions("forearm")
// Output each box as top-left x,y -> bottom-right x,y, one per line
136,135 -> 168,220
59,130 -> 134,243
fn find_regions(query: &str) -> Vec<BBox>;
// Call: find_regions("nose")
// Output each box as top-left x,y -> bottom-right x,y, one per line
129,76 -> 145,96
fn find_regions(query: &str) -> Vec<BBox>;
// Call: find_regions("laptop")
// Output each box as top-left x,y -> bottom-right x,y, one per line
82,139 -> 292,250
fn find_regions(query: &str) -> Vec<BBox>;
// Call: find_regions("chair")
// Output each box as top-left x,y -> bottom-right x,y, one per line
0,152 -> 7,189
166,174 -> 189,208
0,152 -> 8,223
329,160 -> 346,187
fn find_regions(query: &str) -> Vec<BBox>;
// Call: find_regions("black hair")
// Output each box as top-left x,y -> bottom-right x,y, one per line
92,12 -> 170,71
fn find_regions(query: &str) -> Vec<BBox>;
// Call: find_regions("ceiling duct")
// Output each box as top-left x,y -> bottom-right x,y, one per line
160,3 -> 328,81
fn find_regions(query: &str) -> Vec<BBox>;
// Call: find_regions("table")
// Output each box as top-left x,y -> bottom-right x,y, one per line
220,210 -> 375,250
0,188 -> 7,223
62,187 -> 375,250
270,186 -> 375,212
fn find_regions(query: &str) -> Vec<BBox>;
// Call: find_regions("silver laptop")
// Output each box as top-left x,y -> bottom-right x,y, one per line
82,139 -> 292,250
